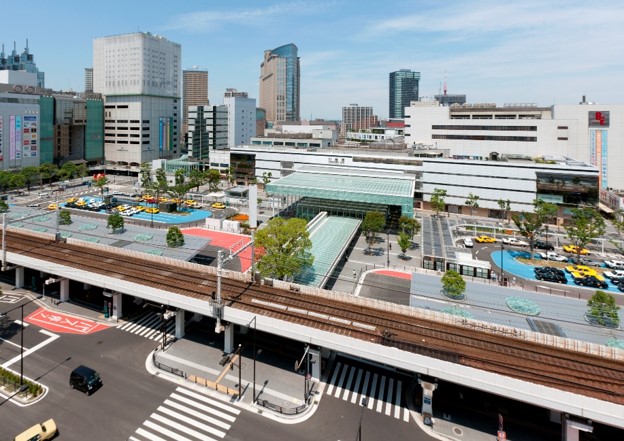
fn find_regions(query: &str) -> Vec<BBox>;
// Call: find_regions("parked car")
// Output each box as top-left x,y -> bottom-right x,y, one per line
604,259 -> 624,270
13,419 -> 57,441
145,207 -> 159,214
576,256 -> 603,267
211,202 -> 226,210
533,240 -> 554,251
463,238 -> 474,248
46,203 -> 58,211
575,275 -> 608,289
604,269 -> 624,280
563,244 -> 590,255
534,269 -> 567,284
536,251 -> 568,262
475,235 -> 496,243
502,237 -> 529,246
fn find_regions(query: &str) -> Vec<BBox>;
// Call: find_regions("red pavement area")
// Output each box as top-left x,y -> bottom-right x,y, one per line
25,308 -> 110,334
182,228 -> 253,272
373,269 -> 413,280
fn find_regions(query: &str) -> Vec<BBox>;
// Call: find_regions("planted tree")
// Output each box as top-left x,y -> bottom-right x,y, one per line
166,226 -> 185,248
441,270 -> 466,300
189,168 -> 207,192
465,192 -> 480,217
254,217 -> 314,280
361,211 -> 386,254
397,231 -> 412,259
0,200 -> 8,213
262,172 -> 273,187
92,173 -> 108,197
207,169 -> 221,193
39,163 -> 59,187
58,210 -> 72,225
512,200 -> 558,260
430,188 -> 447,217
587,290 -> 620,327
166,169 -> 192,207
497,199 -> 511,222
107,212 -> 124,233
21,166 -> 40,192
564,207 -> 606,263
398,215 -> 421,239
140,162 -> 153,192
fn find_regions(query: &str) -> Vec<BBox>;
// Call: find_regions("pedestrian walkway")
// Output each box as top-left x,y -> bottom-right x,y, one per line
117,310 -> 175,341
325,359 -> 411,422
129,386 -> 240,441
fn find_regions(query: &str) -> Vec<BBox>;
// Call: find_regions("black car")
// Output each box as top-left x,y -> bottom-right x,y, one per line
534,267 -> 567,283
533,240 -> 555,251
575,275 -> 608,289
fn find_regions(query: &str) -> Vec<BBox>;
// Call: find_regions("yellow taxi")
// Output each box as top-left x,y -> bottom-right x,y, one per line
14,419 -> 57,441
211,202 -> 226,210
141,194 -> 153,201
66,197 -> 78,204
184,199 -> 196,206
145,207 -> 159,214
134,205 -> 146,212
563,244 -> 590,255
46,203 -> 58,211
475,235 -> 496,243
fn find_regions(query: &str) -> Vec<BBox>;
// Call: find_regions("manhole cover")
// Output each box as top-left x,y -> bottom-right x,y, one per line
453,427 -> 463,436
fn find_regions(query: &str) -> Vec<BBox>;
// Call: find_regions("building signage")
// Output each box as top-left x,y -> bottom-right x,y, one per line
9,115 -> 15,160
537,194 -> 563,204
22,115 -> 38,157
588,111 -> 609,127
0,116 -> 3,160
590,129 -> 608,189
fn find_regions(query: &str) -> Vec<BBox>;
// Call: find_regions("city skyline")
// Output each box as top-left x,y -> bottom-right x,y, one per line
1,0 -> 623,120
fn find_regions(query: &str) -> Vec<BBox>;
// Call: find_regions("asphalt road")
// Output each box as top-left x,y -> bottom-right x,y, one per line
0,299 -> 175,440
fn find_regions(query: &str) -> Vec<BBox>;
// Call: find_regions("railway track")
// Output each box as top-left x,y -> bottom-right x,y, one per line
5,229 -> 624,405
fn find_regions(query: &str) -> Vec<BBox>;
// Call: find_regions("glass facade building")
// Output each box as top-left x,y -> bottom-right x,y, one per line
389,69 -> 420,119
259,43 -> 300,122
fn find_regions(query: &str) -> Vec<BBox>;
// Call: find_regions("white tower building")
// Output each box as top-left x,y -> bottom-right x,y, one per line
224,89 -> 256,147
93,32 -> 181,166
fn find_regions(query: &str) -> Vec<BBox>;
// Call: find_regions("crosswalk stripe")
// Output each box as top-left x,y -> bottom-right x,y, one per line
157,405 -> 226,438
325,361 -> 342,396
334,364 -> 348,398
165,397 -> 232,429
385,378 -> 394,416
134,427 -> 167,441
403,407 -> 410,422
122,313 -> 156,332
175,387 -> 240,415
342,366 -> 355,400
143,419 -> 197,441
394,381 -> 402,419
376,376 -> 386,413
150,413 -> 218,441
360,371 -> 371,400
350,369 -> 363,404
367,373 -> 378,410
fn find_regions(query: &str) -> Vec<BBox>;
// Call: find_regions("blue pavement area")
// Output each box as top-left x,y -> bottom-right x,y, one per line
54,197 -> 213,224
493,249 -> 623,294
295,216 -> 361,287
409,271 -> 624,347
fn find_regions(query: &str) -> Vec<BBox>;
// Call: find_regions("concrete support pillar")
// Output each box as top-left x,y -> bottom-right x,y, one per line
83,282 -> 90,290
562,415 -> 593,441
223,324 -> 235,353
60,279 -> 70,302
15,266 -> 24,289
175,309 -> 185,339
112,293 -> 122,320
419,379 -> 438,426
309,348 -> 321,381
193,313 -> 202,322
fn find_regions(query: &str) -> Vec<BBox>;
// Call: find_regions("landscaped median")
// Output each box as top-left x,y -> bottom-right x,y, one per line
0,366 -> 47,405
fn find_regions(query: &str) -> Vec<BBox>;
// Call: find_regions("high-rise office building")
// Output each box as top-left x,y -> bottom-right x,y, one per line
182,69 -> 208,145
93,32 -> 181,165
341,104 -> 377,136
259,43 -> 300,123
187,105 -> 227,162
224,88 -> 256,147
389,69 -> 420,119
0,40 -> 45,88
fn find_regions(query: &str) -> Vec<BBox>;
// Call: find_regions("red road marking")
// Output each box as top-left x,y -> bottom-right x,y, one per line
25,308 -> 110,334
373,269 -> 412,280
182,228 -> 252,272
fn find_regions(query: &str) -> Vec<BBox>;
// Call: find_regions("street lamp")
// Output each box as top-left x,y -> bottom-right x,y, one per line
357,397 -> 369,441
249,316 -> 257,403
386,229 -> 391,268
500,242 -> 505,286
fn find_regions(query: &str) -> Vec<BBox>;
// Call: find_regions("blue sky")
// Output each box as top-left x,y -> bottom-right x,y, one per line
2,0 -> 623,120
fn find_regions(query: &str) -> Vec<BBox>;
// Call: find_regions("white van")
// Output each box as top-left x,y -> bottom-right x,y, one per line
37,192 -> 50,199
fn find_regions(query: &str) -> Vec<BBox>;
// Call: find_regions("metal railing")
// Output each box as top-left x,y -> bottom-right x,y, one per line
151,352 -> 185,378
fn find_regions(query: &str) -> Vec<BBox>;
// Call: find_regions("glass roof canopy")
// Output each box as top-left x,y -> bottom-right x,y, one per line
266,166 -> 415,217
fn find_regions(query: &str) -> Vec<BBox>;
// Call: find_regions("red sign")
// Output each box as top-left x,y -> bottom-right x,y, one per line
25,308 -> 110,334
